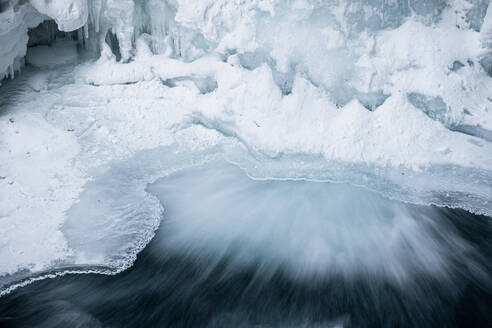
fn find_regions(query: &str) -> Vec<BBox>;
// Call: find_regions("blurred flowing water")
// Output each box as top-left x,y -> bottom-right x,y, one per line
0,162 -> 490,328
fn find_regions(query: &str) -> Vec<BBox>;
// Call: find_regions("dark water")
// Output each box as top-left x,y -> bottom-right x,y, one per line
0,210 -> 492,327
0,209 -> 491,327
0,164 -> 491,328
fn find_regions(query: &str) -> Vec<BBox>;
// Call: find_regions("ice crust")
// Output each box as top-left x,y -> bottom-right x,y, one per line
1,0 -> 492,295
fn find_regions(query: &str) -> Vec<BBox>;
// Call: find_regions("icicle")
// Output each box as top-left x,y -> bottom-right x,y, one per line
89,0 -> 102,33
51,21 -> 55,42
77,28 -> 83,45
95,0 -> 102,33
9,64 -> 14,80
84,23 -> 89,39
50,20 -> 57,44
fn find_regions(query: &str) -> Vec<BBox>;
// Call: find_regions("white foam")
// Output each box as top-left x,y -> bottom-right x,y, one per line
148,160 -> 469,282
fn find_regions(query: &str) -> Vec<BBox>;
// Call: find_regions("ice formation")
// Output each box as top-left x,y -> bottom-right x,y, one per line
0,0 -> 491,295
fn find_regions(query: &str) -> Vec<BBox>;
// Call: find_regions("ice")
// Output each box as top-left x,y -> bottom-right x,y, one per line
468,0 -> 490,31
480,2 -> 492,76
29,0 -> 88,31
27,20 -> 58,47
0,1 -> 44,81
407,92 -> 449,123
1,0 -> 492,296
407,92 -> 492,142
25,39 -> 79,68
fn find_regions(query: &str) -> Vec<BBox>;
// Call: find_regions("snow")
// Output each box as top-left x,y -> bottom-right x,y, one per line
0,109 -> 84,277
78,40 -> 492,170
0,2 -> 44,81
0,0 -> 491,295
29,0 -> 88,32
